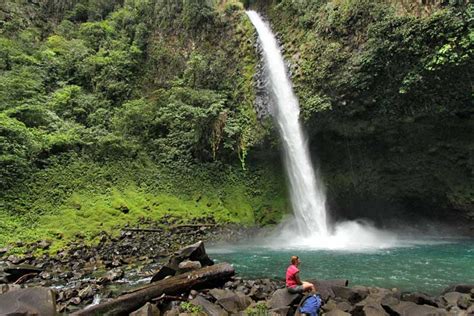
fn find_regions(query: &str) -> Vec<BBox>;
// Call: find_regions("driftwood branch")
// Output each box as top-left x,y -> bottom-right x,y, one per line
13,273 -> 38,284
71,263 -> 235,316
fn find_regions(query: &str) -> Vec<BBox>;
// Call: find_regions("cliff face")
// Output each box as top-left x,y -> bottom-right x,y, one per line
258,0 -> 473,225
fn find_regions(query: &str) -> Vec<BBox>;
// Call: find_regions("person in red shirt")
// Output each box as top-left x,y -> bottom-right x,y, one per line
286,255 -> 316,294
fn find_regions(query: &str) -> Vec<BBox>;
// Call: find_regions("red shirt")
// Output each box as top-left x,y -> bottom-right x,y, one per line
286,264 -> 299,288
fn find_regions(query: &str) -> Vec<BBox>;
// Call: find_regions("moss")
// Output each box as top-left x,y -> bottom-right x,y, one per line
0,154 -> 288,250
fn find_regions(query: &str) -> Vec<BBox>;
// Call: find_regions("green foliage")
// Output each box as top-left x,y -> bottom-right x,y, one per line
245,302 -> 268,316
180,302 -> 204,315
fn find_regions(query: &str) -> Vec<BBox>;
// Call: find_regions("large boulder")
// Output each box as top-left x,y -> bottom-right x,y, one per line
353,302 -> 388,316
441,284 -> 474,294
401,292 -> 437,307
0,287 -> 56,316
309,279 -> 349,301
151,241 -> 213,283
209,289 -> 252,313
383,300 -> 448,316
191,295 -> 228,316
268,288 -> 302,310
439,291 -> 471,309
332,286 -> 368,304
168,241 -> 213,271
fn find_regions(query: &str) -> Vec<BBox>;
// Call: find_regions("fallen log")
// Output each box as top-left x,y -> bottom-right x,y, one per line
71,262 -> 235,316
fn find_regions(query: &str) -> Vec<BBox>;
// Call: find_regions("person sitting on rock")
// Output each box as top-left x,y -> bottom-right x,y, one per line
286,255 -> 316,294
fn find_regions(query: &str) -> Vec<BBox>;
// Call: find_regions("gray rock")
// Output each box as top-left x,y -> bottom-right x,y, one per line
37,240 -> 51,250
384,300 -> 448,316
332,286 -> 368,304
178,260 -> 201,273
324,310 -> 351,316
98,267 -> 124,283
191,295 -> 228,316
152,241 -> 213,283
442,284 -> 474,295
270,306 -> 291,315
0,287 -> 56,316
268,288 -> 302,309
401,292 -> 437,307
216,292 -> 252,313
441,291 -> 471,309
209,289 -> 234,301
321,299 -> 338,313
336,301 -> 353,312
353,302 -> 388,316
130,302 -> 161,316
168,241 -> 213,271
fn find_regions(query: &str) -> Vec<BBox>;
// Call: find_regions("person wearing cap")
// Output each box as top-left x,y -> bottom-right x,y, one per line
286,255 -> 316,294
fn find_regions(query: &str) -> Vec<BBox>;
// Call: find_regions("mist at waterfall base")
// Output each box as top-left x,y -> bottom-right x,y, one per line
246,10 -> 400,250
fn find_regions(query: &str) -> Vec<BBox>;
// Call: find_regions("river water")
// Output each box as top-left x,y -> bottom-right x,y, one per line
209,238 -> 474,294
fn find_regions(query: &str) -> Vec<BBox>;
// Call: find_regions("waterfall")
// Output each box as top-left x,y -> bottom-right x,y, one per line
246,11 -> 398,249
246,11 -> 328,237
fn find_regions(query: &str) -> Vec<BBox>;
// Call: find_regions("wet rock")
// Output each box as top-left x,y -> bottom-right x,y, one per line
191,295 -> 228,316
130,302 -> 161,316
78,285 -> 94,300
440,291 -> 472,310
442,284 -> 474,295
178,260 -> 201,273
98,268 -> 124,284
39,271 -> 52,280
268,288 -> 302,310
0,248 -> 8,256
0,287 -> 56,316
401,292 -> 437,307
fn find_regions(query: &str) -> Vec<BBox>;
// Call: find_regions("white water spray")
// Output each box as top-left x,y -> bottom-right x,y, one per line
247,11 -> 397,249
247,10 -> 328,237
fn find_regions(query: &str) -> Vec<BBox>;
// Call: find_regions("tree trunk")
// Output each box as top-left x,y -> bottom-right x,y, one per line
71,263 -> 235,316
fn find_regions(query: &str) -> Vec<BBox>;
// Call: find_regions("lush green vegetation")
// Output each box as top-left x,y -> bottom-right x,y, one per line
0,0 -> 285,249
0,0 -> 472,249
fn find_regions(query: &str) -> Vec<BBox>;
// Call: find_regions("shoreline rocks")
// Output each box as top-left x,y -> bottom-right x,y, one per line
0,223 -> 473,315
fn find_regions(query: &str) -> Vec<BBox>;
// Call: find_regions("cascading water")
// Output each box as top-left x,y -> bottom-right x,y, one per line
247,11 -> 397,249
246,11 -> 328,237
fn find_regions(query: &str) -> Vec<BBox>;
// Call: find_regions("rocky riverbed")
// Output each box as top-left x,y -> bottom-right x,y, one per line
0,219 -> 473,315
